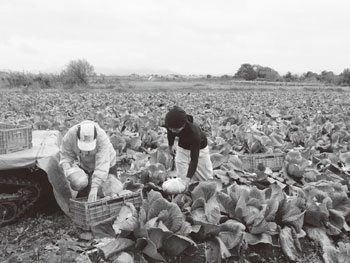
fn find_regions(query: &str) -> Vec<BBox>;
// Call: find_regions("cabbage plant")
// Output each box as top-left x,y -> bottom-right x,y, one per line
112,190 -> 196,262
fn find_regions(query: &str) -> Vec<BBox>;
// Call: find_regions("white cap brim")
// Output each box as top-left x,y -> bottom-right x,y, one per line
77,139 -> 96,151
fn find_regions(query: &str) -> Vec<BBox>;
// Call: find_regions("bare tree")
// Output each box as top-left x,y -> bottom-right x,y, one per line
61,59 -> 94,86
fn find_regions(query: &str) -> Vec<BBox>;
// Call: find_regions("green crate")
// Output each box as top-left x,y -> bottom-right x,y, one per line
69,191 -> 143,230
239,153 -> 285,172
0,123 -> 32,154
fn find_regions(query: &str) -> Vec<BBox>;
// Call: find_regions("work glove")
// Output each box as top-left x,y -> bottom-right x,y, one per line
62,163 -> 72,178
88,187 -> 98,202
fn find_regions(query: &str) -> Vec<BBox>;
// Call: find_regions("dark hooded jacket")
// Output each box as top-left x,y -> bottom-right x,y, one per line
166,116 -> 207,178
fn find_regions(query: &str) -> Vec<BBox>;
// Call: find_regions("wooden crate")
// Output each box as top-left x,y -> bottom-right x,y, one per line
69,191 -> 143,230
239,153 -> 285,172
0,123 -> 32,154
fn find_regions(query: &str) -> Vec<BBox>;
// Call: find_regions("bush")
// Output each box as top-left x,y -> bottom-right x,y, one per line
60,59 -> 95,87
318,71 -> 339,85
220,74 -> 232,79
283,72 -> 299,82
338,69 -> 350,86
33,74 -> 51,88
5,72 -> 33,88
3,72 -> 58,89
234,64 -> 257,80
254,65 -> 282,81
300,71 -> 319,83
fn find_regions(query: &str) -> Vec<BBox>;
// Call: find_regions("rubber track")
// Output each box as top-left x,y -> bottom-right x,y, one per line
0,175 -> 41,225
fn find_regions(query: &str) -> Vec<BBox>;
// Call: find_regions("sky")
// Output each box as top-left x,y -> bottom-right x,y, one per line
0,0 -> 349,76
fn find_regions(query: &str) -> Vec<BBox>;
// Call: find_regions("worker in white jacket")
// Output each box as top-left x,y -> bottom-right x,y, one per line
59,120 -> 117,202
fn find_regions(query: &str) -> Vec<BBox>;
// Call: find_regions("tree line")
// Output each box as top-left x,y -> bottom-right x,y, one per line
234,63 -> 350,86
1,60 -> 350,88
1,59 -> 94,89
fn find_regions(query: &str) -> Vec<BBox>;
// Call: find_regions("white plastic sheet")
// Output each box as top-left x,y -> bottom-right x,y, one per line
0,130 -> 73,215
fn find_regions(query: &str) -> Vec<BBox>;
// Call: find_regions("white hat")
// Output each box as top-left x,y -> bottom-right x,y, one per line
77,122 -> 97,151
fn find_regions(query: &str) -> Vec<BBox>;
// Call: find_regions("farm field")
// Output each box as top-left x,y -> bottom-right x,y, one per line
1,85 -> 350,263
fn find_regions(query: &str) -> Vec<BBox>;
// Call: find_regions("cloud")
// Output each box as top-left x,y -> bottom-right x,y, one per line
0,0 -> 349,75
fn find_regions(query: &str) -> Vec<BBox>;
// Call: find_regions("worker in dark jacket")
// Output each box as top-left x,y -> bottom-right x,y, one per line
165,106 -> 213,181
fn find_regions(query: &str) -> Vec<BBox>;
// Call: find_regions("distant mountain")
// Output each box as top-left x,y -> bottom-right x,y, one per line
95,66 -> 179,76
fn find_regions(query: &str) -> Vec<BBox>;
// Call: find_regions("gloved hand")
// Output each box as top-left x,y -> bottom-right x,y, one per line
88,187 -> 98,202
62,163 -> 72,178
183,177 -> 191,186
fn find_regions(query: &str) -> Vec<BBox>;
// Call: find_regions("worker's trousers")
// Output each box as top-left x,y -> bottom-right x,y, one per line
175,146 -> 213,181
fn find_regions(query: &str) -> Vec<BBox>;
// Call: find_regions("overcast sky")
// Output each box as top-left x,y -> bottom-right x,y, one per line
0,0 -> 349,75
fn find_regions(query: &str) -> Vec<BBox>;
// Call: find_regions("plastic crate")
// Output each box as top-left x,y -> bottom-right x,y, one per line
0,123 -> 32,154
69,191 -> 143,230
239,153 -> 285,172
